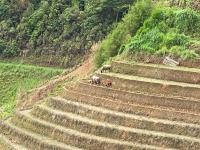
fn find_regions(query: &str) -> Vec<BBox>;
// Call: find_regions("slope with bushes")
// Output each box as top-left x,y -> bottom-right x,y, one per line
122,7 -> 200,59
95,0 -> 200,67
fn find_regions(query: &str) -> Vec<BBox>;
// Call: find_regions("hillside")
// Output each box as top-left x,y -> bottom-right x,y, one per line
95,0 -> 200,67
0,0 -> 135,67
0,62 -> 63,119
1,0 -> 200,68
1,0 -> 200,149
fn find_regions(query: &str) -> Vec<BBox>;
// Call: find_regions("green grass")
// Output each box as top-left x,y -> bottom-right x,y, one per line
0,62 -> 63,119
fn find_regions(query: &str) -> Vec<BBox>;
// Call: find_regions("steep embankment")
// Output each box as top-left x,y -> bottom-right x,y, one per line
0,62 -> 63,119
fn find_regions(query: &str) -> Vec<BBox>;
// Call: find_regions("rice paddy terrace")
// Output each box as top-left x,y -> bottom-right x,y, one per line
1,61 -> 200,149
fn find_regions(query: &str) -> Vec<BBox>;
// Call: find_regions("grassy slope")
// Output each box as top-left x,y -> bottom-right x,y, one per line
0,62 -> 63,119
95,1 -> 200,67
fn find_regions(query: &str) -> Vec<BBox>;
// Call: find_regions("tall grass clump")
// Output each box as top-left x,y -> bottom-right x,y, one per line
0,62 -> 63,119
95,0 -> 153,68
122,7 -> 200,59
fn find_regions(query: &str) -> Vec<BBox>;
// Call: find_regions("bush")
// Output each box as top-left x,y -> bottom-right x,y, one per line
164,31 -> 189,49
174,9 -> 200,34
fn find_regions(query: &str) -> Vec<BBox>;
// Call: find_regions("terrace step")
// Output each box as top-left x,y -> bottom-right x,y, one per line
97,72 -> 200,99
3,61 -> 200,149
0,120 -> 80,150
111,61 -> 200,84
36,102 -> 199,149
11,111 -> 161,150
0,134 -> 28,150
61,89 -> 200,124
73,82 -> 200,113
46,97 -> 200,138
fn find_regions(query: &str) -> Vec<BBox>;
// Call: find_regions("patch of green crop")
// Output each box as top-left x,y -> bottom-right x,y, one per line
0,62 -> 63,119
122,6 -> 200,59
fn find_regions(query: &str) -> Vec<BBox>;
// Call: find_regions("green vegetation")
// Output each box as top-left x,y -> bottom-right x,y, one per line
0,0 -> 135,66
95,0 -> 153,67
1,0 -> 200,118
95,0 -> 200,67
0,62 -> 63,119
122,7 -> 200,59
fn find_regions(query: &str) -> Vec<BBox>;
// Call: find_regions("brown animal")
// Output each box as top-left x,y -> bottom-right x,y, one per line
101,65 -> 112,73
104,79 -> 112,87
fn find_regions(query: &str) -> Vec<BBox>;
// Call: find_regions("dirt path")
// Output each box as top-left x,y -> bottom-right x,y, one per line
17,43 -> 99,111
67,43 -> 99,79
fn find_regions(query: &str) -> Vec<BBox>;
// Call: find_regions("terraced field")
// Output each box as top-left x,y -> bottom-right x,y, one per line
1,61 -> 200,149
0,62 -> 63,119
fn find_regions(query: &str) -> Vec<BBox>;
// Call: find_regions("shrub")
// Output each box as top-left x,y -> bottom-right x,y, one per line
164,31 -> 189,48
174,9 -> 200,34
